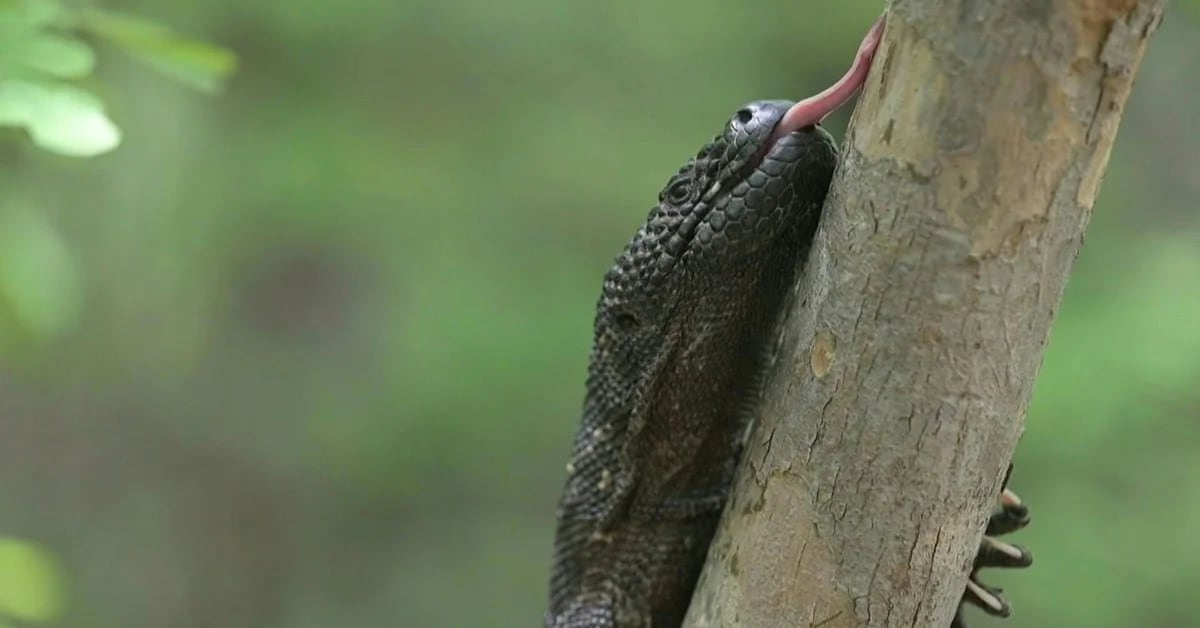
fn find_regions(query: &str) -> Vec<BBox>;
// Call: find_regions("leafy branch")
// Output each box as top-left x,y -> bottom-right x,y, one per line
0,0 -> 236,157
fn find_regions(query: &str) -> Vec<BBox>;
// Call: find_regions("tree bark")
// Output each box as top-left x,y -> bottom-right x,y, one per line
683,1 -> 1165,627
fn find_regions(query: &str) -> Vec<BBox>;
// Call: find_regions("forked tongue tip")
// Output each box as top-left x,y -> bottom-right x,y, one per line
768,15 -> 885,148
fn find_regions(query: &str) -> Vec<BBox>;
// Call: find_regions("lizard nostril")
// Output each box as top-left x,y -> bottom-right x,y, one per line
735,107 -> 754,124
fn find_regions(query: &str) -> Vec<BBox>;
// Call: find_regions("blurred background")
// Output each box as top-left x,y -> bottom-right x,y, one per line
0,1 -> 1197,627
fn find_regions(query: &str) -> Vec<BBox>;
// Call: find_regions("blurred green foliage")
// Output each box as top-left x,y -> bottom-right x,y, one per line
0,2 -> 1196,627
0,0 -> 234,156
0,202 -> 81,343
0,537 -> 65,626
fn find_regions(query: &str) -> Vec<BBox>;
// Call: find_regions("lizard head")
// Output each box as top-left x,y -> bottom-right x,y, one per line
602,98 -> 839,302
590,16 -> 882,397
588,101 -> 835,401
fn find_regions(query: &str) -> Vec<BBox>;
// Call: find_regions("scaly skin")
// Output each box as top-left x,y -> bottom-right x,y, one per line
547,101 -> 840,628
546,17 -> 1031,628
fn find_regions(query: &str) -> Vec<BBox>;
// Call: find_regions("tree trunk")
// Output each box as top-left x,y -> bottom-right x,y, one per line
683,1 -> 1165,626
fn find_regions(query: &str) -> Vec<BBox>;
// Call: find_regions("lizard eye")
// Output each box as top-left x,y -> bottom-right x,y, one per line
665,177 -> 691,204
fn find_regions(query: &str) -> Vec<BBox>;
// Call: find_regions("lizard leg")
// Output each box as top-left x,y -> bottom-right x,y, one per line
950,466 -> 1033,628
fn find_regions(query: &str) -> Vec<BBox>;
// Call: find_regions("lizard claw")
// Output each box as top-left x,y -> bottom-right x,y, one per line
951,465 -> 1033,628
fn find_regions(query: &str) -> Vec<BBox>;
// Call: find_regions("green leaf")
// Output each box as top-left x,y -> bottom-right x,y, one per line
0,0 -> 64,32
0,537 -> 66,622
0,203 -> 83,340
79,8 -> 237,93
0,32 -> 96,78
0,79 -> 120,156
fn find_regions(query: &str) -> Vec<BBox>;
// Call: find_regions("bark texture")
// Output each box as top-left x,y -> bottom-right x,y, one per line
683,1 -> 1166,626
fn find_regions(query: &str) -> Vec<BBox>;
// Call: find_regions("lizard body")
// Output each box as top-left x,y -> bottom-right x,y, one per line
548,98 -> 838,627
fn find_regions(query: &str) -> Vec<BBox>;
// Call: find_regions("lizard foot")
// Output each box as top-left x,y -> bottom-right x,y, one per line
950,466 -> 1033,628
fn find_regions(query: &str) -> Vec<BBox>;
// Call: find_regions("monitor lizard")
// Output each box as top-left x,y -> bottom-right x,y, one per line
546,16 -> 1032,628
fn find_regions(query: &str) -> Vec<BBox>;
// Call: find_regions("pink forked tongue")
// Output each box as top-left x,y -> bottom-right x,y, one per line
767,15 -> 886,149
